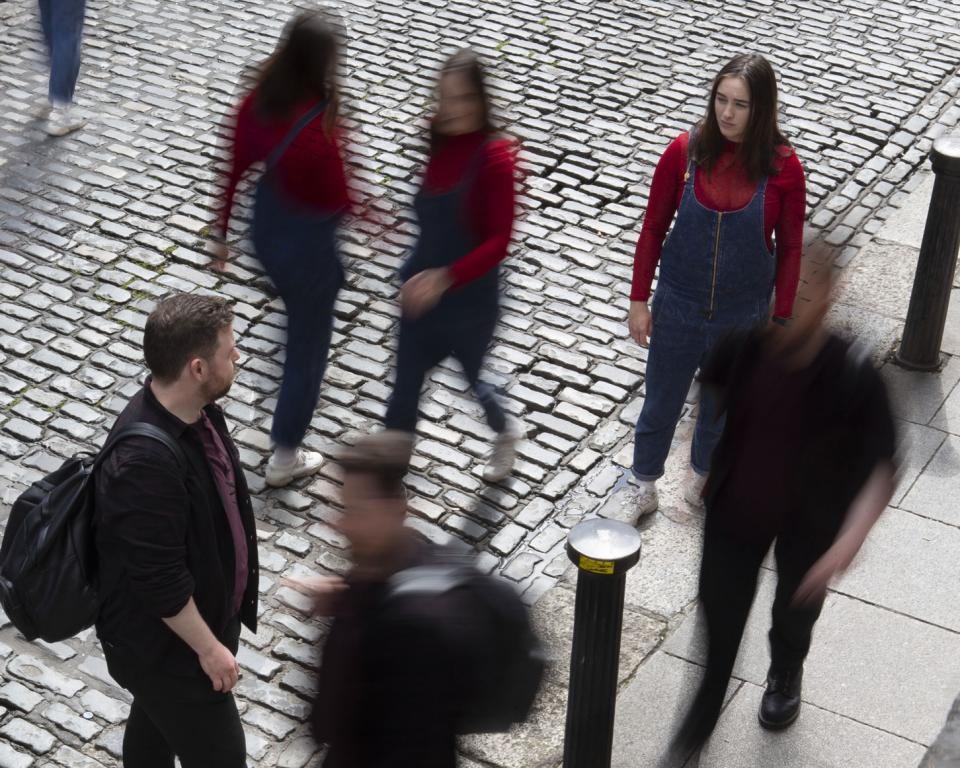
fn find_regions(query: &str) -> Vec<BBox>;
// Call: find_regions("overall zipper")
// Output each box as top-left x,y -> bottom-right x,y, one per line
706,212 -> 723,319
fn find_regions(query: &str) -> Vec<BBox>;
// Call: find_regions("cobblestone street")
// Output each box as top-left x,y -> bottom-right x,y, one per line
1,0 -> 960,765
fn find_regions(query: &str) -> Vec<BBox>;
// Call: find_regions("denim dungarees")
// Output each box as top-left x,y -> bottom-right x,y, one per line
384,141 -> 507,435
633,133 -> 775,480
252,100 -> 344,449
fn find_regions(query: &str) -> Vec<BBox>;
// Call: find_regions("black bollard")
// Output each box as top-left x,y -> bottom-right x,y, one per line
563,518 -> 642,768
896,135 -> 960,371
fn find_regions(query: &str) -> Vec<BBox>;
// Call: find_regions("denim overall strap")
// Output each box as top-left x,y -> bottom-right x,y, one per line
656,128 -> 773,322
264,100 -> 329,173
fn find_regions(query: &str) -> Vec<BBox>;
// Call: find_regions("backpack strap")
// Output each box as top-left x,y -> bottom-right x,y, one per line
386,564 -> 471,599
459,139 -> 494,197
264,100 -> 329,173
94,422 -> 188,471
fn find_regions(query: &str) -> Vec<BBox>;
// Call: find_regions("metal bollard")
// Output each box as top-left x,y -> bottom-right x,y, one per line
896,135 -> 960,370
563,518 -> 642,768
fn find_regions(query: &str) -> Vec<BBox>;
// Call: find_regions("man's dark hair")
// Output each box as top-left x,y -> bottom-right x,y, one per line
338,433 -> 411,499
143,293 -> 234,383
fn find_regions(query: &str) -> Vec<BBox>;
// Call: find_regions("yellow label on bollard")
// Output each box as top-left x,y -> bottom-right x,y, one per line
579,556 -> 615,574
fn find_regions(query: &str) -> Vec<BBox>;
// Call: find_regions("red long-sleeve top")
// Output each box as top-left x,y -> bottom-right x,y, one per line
219,91 -> 350,237
422,131 -> 516,288
631,132 -> 806,319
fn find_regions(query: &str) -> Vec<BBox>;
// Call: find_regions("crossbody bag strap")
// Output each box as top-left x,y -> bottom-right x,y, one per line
459,138 -> 494,197
684,125 -> 699,183
264,99 -> 329,173
93,421 -> 188,471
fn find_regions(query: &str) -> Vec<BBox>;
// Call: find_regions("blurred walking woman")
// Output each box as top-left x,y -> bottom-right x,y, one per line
214,12 -> 348,488
384,49 -> 521,482
626,53 -> 805,516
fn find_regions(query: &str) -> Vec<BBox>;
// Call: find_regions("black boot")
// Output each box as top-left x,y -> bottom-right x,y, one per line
758,665 -> 803,730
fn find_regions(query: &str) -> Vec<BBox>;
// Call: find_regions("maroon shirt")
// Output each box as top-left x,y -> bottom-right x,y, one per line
196,412 -> 248,614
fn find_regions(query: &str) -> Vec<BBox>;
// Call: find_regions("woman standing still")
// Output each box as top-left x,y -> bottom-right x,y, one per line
626,53 -> 805,516
384,49 -> 521,482
213,12 -> 349,488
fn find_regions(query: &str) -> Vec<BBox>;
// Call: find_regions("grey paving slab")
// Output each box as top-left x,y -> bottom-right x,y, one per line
803,595 -> 960,746
700,682 -> 926,768
877,172 -> 934,250
941,290 -> 960,359
894,420 -> 948,505
612,651 -> 739,768
461,682 -> 566,768
623,512 -> 703,620
931,379 -> 960,437
880,357 -> 960,426
826,302 -> 902,363
835,241 -> 919,320
901,434 -> 960,527
835,507 -> 960,632
666,575 -> 960,745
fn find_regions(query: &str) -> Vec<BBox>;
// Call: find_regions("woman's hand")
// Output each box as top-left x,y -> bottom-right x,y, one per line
282,574 -> 348,617
400,268 -> 454,320
628,301 -> 653,346
209,239 -> 229,273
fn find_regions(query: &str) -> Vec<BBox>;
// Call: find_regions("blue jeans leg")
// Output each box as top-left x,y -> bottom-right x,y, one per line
43,0 -> 85,104
270,273 -> 340,448
690,368 -> 725,475
632,315 -> 705,481
384,320 -> 448,433
452,310 -> 506,434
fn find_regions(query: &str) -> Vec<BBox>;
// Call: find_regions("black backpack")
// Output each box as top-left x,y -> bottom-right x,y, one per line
386,553 -> 546,734
0,422 -> 186,642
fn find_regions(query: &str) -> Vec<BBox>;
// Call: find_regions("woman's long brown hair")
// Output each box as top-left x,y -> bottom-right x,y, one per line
254,10 -> 341,135
693,53 -> 792,181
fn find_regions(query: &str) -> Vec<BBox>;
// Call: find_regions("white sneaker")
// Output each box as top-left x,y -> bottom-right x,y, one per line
46,105 -> 85,137
482,420 -> 523,483
683,469 -> 707,509
622,480 -> 659,519
265,448 -> 324,487
34,101 -> 52,120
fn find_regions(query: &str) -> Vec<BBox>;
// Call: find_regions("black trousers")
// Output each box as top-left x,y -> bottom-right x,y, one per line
105,644 -> 246,767
676,514 -> 834,748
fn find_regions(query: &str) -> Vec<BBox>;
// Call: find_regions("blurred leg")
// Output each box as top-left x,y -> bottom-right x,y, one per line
48,0 -> 86,104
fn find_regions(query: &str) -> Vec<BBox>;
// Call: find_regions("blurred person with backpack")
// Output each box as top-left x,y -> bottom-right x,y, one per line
93,293 -> 258,768
383,48 -> 522,482
212,10 -> 349,488
287,432 -> 543,767
666,260 -> 896,760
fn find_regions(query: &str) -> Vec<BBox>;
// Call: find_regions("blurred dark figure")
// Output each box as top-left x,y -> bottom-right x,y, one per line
213,10 -> 348,488
38,0 -> 86,135
287,433 -> 543,767
670,260 -> 897,758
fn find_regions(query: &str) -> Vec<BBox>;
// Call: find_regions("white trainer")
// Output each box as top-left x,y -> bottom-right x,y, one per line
683,469 -> 707,509
46,105 -> 85,137
622,480 -> 659,519
265,448 -> 325,488
482,420 -> 523,483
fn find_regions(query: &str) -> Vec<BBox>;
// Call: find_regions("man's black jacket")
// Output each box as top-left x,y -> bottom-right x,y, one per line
94,380 -> 258,677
